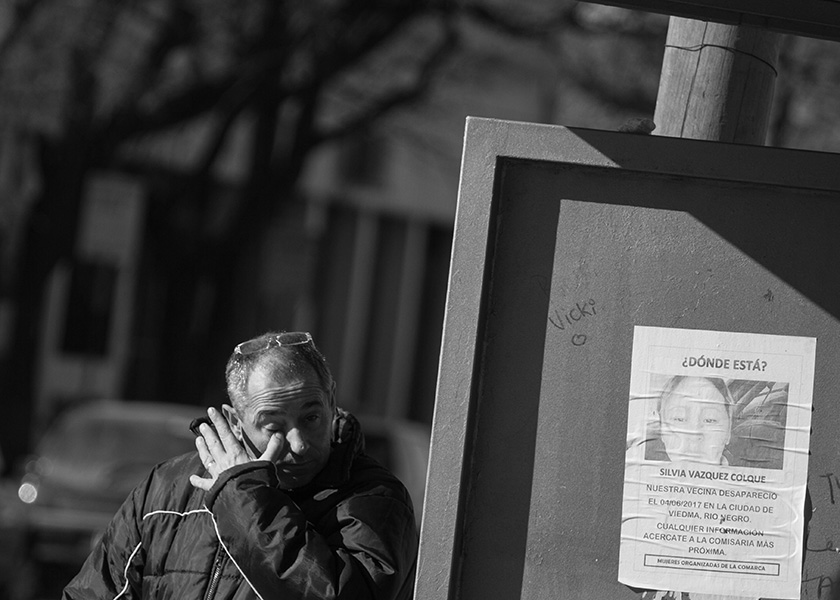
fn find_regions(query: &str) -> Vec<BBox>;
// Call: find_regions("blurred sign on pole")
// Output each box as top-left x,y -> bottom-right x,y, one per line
585,1 -> 840,40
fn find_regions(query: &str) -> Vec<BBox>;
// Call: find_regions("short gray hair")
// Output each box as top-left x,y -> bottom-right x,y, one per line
225,331 -> 334,413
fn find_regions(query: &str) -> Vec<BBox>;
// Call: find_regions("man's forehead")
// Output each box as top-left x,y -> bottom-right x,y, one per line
248,360 -> 323,389
245,366 -> 327,404
254,395 -> 326,416
244,385 -> 329,418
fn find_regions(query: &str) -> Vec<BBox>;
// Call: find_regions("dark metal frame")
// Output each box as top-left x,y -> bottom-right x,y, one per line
587,0 -> 840,41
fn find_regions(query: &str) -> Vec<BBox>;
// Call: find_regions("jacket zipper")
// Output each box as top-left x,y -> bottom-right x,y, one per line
203,544 -> 226,600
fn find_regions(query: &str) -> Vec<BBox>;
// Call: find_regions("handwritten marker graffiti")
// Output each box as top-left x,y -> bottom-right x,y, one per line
548,298 -> 597,330
548,298 -> 597,346
571,334 -> 587,346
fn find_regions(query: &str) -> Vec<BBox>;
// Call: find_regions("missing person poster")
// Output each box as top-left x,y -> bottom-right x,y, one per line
619,326 -> 815,599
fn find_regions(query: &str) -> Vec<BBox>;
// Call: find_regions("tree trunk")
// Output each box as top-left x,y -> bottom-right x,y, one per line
2,135 -> 90,466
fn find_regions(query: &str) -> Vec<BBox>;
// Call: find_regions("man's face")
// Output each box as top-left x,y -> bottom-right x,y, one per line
231,364 -> 333,489
660,378 -> 731,464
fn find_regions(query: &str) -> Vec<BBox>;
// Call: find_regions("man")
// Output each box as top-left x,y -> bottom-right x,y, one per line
62,331 -> 419,600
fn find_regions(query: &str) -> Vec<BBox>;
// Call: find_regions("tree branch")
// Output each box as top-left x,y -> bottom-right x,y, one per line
0,0 -> 47,61
98,3 -> 422,146
313,19 -> 458,144
566,67 -> 655,114
459,1 -> 663,41
459,1 -> 579,39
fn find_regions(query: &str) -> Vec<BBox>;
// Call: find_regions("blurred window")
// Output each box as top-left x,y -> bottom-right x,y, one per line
339,131 -> 386,188
61,259 -> 118,356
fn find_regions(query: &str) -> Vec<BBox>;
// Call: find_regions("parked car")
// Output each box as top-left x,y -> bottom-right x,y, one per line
6,399 -> 200,599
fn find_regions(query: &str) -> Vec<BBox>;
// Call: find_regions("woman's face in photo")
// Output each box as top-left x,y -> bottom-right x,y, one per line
660,377 -> 731,464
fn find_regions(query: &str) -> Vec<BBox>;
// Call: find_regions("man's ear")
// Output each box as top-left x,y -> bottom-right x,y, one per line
222,404 -> 242,439
328,383 -> 338,442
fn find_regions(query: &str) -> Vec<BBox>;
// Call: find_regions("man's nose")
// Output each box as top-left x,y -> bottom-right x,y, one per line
286,428 -> 309,455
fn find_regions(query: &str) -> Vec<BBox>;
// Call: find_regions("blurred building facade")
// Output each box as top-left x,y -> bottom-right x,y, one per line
3,17 -> 579,441
4,2 -> 840,464
4,3 -> 755,462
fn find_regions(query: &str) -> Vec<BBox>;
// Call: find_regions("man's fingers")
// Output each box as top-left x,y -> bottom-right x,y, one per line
207,407 -> 239,452
195,434 -> 219,473
261,432 -> 284,463
190,406 -> 257,491
195,435 -> 209,461
189,474 -> 213,491
198,422 -> 224,460
192,435 -> 220,490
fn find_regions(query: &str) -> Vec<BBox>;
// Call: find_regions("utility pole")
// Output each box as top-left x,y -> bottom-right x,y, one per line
653,17 -> 782,146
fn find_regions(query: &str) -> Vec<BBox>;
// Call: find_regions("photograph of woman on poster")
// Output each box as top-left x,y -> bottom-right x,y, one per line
644,375 -> 788,469
645,376 -> 734,465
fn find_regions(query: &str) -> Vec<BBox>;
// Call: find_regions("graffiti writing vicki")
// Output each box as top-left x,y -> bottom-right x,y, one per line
548,298 -> 597,346
532,276 -> 598,347
549,298 -> 597,330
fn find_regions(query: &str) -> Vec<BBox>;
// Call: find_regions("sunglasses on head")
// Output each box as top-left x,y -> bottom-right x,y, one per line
233,331 -> 313,357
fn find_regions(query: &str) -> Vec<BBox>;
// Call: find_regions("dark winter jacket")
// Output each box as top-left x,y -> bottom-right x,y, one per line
61,410 -> 419,600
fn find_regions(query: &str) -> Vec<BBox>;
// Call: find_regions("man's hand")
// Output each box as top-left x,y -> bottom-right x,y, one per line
189,406 -> 284,491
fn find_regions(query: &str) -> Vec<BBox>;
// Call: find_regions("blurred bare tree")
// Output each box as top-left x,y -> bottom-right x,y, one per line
770,34 -> 840,150
0,0 -> 669,463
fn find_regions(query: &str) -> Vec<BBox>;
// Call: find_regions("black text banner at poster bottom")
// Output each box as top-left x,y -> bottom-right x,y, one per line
644,554 -> 780,576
